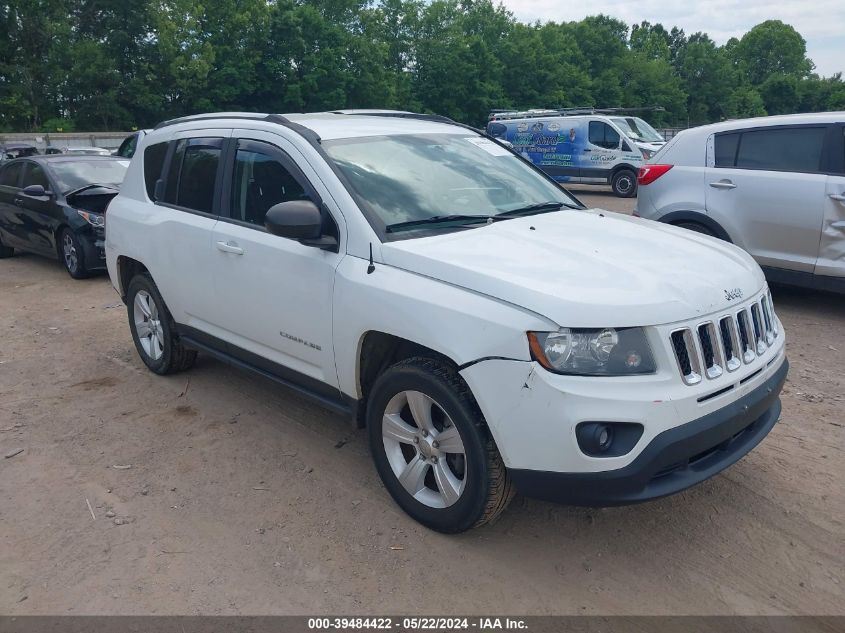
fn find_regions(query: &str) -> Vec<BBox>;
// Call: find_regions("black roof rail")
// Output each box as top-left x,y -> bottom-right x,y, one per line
152,112 -> 273,131
265,114 -> 322,144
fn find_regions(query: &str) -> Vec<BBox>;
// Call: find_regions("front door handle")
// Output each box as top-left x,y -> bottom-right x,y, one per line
709,180 -> 736,190
582,148 -> 592,153
829,193 -> 845,202
215,240 -> 244,255
13,197 -> 23,206
831,221 -> 845,229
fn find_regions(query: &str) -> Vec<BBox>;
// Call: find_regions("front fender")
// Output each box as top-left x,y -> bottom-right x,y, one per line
332,256 -> 556,399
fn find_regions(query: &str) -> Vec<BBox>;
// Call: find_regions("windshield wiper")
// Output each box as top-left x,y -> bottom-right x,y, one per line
385,214 -> 495,233
496,201 -> 570,218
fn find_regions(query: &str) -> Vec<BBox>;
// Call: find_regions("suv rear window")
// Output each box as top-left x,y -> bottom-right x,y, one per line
714,133 -> 739,167
144,142 -> 168,200
162,138 -> 223,213
716,126 -> 826,174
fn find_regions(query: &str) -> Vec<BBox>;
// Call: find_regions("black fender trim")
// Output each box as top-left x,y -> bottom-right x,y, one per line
658,211 -> 732,242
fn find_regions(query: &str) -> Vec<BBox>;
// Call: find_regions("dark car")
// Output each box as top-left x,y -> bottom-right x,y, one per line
0,155 -> 128,278
1,143 -> 39,161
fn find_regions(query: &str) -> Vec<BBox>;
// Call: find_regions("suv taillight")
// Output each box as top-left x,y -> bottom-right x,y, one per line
638,164 -> 672,186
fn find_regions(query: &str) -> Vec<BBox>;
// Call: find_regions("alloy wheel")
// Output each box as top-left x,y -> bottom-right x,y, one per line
62,233 -> 78,273
381,390 -> 467,508
133,290 -> 164,361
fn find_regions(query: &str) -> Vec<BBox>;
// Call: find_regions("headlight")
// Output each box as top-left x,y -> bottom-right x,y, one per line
528,327 -> 656,376
77,209 -> 105,227
640,148 -> 655,159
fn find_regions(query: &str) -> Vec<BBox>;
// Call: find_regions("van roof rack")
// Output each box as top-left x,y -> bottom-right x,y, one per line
488,106 -> 665,121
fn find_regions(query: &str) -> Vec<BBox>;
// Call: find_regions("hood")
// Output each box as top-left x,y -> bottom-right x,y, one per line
634,140 -> 665,151
381,210 -> 765,328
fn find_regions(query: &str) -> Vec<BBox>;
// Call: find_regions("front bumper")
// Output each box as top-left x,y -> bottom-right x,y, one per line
509,358 -> 787,506
78,229 -> 107,271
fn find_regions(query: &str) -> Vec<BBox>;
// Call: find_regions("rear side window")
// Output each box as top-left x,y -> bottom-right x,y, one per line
162,138 -> 223,214
714,133 -> 740,167
589,121 -> 620,149
0,162 -> 23,187
144,142 -> 168,200
735,127 -> 826,173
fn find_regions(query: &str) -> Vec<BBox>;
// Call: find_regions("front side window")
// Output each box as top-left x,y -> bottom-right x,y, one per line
323,133 -> 579,234
0,162 -> 23,187
46,159 -> 129,193
735,127 -> 826,174
21,163 -> 50,189
589,121 -> 621,149
229,142 -> 308,226
162,138 -> 223,214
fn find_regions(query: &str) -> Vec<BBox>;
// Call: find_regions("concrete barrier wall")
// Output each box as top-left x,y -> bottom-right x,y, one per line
0,132 -> 131,152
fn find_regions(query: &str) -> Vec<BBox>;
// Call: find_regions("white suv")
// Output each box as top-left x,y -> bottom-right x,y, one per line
106,111 -> 788,533
635,112 -> 845,293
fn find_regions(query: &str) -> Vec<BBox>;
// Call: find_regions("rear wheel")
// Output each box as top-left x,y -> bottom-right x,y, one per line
367,357 -> 514,533
126,274 -> 196,375
611,169 -> 637,198
60,228 -> 88,278
675,221 -> 717,238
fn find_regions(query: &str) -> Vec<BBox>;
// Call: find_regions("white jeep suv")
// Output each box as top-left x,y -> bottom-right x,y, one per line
106,111 -> 788,533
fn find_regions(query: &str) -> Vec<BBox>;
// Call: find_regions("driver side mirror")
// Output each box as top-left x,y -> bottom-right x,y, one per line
265,200 -> 338,251
22,184 -> 51,197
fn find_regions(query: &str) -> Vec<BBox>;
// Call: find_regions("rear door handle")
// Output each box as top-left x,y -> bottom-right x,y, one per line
828,193 -> 845,202
13,197 -> 23,206
215,240 -> 244,255
582,149 -> 592,153
709,181 -> 736,190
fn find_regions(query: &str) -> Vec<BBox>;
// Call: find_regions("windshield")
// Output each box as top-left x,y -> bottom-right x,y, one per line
323,133 -> 579,235
50,159 -> 129,193
610,117 -> 664,143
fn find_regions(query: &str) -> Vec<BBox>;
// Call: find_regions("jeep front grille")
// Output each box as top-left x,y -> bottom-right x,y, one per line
671,293 -> 778,386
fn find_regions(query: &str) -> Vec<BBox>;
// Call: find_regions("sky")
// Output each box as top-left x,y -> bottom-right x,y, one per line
499,0 -> 844,78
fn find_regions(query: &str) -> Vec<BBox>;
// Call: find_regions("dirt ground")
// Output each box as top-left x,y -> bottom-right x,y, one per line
1,188 -> 843,616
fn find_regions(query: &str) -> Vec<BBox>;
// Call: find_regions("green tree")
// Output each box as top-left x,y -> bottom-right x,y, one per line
733,20 -> 813,85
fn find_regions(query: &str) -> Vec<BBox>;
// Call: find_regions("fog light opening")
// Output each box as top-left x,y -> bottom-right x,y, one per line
576,422 -> 644,458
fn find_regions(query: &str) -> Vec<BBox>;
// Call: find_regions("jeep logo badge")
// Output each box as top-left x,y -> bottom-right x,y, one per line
724,288 -> 743,301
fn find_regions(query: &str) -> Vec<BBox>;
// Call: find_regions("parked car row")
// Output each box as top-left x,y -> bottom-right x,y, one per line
91,110 -> 788,533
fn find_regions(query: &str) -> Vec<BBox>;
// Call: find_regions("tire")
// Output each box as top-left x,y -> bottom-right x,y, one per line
611,169 -> 637,198
59,228 -> 89,279
675,221 -> 717,238
126,274 -> 197,375
0,233 -> 13,258
366,357 -> 514,533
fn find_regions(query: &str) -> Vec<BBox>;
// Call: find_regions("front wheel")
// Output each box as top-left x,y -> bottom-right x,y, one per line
367,357 -> 514,533
60,228 -> 88,278
611,169 -> 637,198
126,274 -> 196,375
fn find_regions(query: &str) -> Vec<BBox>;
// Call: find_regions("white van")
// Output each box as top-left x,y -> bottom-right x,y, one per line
487,109 -> 666,197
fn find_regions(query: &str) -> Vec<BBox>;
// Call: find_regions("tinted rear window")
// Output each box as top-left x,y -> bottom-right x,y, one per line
144,142 -> 168,200
735,127 -> 826,173
714,133 -> 740,167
